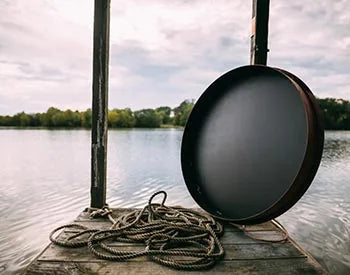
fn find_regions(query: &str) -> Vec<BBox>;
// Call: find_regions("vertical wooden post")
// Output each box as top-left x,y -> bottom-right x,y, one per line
91,0 -> 110,208
250,0 -> 270,65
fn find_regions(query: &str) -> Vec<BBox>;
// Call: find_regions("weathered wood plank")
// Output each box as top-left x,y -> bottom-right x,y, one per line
25,258 -> 325,275
38,242 -> 304,262
24,208 -> 327,274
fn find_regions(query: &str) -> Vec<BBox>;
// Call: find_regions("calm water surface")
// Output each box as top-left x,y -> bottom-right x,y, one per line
0,129 -> 349,274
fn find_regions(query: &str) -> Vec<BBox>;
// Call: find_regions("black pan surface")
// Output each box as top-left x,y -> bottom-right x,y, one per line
181,65 -> 324,224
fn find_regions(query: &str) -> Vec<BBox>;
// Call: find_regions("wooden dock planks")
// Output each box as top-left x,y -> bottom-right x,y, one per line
23,208 -> 327,274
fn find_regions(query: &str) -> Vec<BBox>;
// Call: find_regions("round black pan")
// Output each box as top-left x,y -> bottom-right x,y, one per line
181,65 -> 324,224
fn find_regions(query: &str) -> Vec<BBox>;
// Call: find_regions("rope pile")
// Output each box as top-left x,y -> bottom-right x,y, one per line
49,191 -> 224,270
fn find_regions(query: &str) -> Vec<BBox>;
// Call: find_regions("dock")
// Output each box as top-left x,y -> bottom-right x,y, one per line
21,1 -> 327,274
23,208 -> 326,274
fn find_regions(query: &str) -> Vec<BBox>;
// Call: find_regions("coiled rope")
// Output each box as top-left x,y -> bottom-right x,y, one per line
49,191 -> 224,270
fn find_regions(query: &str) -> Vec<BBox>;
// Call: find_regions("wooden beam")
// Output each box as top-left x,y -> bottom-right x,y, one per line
91,0 -> 110,208
250,0 -> 270,65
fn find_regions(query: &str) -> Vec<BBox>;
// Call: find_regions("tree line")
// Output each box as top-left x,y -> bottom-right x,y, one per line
317,98 -> 350,130
0,98 -> 349,130
0,100 -> 195,128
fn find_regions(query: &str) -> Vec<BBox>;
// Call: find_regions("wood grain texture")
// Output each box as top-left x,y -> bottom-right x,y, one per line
90,0 -> 110,209
25,258 -> 325,275
250,0 -> 270,65
22,208 -> 327,274
38,242 -> 304,262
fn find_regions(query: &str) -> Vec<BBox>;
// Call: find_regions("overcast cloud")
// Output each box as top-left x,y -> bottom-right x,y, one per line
0,0 -> 349,115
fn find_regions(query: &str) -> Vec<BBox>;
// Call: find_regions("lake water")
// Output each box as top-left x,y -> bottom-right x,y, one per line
0,129 -> 349,274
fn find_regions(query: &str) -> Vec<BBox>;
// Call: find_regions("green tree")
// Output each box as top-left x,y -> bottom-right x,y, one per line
51,111 -> 66,127
317,98 -> 350,130
38,107 -> 82,127
134,109 -> 161,128
117,108 -> 136,127
63,110 -> 81,127
0,115 -> 12,126
28,113 -> 41,126
19,112 -> 31,126
173,100 -> 195,126
156,106 -> 172,125
108,108 -> 136,128
40,107 -> 60,127
108,109 -> 118,127
11,112 -> 30,126
81,109 -> 92,128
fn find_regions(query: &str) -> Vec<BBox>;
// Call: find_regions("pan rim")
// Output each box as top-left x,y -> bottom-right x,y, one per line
181,65 -> 324,224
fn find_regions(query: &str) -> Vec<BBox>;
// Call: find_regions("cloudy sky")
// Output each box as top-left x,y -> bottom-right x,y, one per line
0,0 -> 349,115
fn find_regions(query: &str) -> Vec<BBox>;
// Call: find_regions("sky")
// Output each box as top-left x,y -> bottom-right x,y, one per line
0,0 -> 349,115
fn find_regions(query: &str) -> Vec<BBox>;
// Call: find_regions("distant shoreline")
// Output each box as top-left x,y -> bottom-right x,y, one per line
0,98 -> 349,130
0,125 -> 185,130
0,127 -> 349,131
0,100 -> 195,129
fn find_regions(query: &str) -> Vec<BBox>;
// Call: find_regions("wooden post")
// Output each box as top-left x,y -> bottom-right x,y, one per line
91,0 -> 110,208
250,0 -> 270,65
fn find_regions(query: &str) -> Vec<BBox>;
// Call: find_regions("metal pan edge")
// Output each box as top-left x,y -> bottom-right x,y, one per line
181,65 -> 324,224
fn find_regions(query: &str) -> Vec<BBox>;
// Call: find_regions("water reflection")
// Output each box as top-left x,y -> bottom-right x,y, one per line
0,129 -> 349,274
322,131 -> 350,165
279,131 -> 350,274
106,129 -> 197,208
